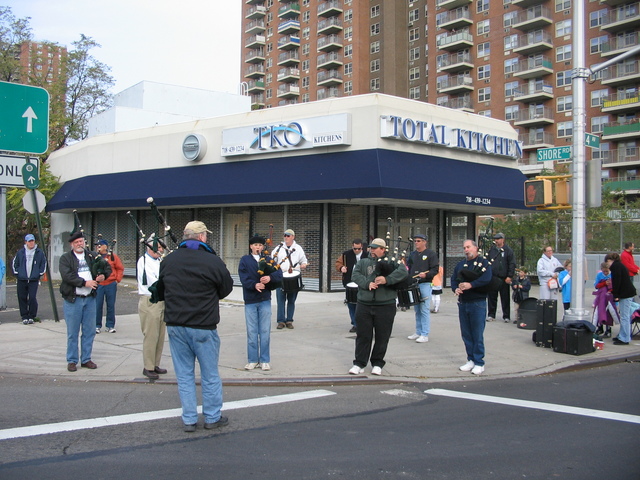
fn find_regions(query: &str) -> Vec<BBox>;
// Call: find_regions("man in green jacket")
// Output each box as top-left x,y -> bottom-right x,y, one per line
349,238 -> 408,376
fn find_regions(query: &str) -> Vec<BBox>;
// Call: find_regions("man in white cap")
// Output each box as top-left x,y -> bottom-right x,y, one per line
349,238 -> 407,376
159,220 -> 234,432
271,228 -> 308,329
13,233 -> 47,324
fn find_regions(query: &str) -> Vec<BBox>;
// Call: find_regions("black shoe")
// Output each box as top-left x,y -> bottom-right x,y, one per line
613,339 -> 629,345
143,368 -> 159,379
184,424 -> 197,432
204,416 -> 229,430
349,326 -> 356,333
154,366 -> 168,374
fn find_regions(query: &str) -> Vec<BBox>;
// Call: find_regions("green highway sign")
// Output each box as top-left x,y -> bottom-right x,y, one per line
585,133 -> 600,149
0,82 -> 49,155
537,146 -> 572,162
22,162 -> 39,189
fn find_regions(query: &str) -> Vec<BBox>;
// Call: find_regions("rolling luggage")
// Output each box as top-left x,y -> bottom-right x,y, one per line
553,320 -> 596,356
535,299 -> 557,348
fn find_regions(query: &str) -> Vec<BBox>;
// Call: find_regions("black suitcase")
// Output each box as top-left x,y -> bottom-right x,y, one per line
535,299 -> 557,348
517,298 -> 537,330
553,325 -> 594,355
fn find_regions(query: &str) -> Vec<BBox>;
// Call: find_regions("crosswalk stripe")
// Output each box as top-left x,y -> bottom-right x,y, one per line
0,389 -> 336,441
425,388 -> 640,425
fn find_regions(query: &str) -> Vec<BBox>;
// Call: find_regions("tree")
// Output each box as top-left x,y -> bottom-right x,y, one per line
0,6 -> 31,82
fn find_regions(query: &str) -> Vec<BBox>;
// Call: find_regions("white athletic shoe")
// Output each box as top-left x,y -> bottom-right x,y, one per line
415,335 -> 429,343
471,365 -> 485,375
459,361 -> 475,372
407,333 -> 420,340
244,362 -> 259,370
371,366 -> 382,376
348,365 -> 364,375
261,363 -> 271,371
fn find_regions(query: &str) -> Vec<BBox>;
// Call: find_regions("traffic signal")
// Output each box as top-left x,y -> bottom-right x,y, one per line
555,180 -> 569,205
524,179 -> 552,207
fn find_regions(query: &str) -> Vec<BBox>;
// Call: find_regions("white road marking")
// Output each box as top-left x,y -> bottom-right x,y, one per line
0,389 -> 336,441
425,388 -> 640,425
382,389 -> 425,400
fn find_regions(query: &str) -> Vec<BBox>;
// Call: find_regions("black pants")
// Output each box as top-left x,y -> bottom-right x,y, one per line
487,278 -> 511,320
17,279 -> 39,320
353,303 -> 396,368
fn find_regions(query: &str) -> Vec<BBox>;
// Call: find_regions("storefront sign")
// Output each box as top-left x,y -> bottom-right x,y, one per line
380,115 -> 523,159
221,113 -> 351,157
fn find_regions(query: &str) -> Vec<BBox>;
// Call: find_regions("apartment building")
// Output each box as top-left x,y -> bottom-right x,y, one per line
240,0 -> 640,194
19,40 -> 67,86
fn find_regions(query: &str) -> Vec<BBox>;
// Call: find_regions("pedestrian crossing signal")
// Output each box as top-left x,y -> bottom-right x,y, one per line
524,179 -> 552,207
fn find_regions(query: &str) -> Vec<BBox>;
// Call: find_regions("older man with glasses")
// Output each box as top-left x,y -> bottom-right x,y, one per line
336,239 -> 368,332
271,229 -> 308,329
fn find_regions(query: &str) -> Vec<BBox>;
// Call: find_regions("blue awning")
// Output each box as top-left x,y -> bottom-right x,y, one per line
47,148 -> 528,212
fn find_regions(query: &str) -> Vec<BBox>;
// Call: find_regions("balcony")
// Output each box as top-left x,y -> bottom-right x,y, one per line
317,87 -> 341,100
602,92 -> 640,113
317,1 -> 342,18
512,6 -> 553,31
511,0 -> 541,7
600,3 -> 640,33
278,3 -> 300,19
247,80 -> 265,93
602,147 -> 640,167
435,0 -> 471,9
245,19 -> 266,34
246,0 -> 264,5
278,20 -> 301,35
245,48 -> 265,63
317,17 -> 343,35
317,69 -> 343,87
250,93 -> 265,109
277,67 -> 300,82
436,31 -> 474,52
277,50 -> 300,66
603,177 -> 640,194
438,95 -> 474,113
600,0 -> 635,5
317,34 -> 343,52
437,7 -> 472,31
278,34 -> 300,50
513,107 -> 555,127
244,64 -> 266,79
513,84 -> 554,102
518,131 -> 555,150
317,51 -> 343,69
512,56 -> 553,79
436,75 -> 474,94
277,84 -> 300,98
245,5 -> 266,19
512,30 -> 553,55
437,51 -> 473,73
601,32 -> 640,58
278,99 -> 298,107
602,120 -> 640,140
601,60 -> 640,86
245,34 -> 266,49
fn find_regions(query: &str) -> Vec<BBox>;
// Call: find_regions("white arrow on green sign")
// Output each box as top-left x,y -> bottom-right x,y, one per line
0,81 -> 49,155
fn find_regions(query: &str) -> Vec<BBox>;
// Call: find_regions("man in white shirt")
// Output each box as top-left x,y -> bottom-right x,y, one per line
271,229 -> 308,329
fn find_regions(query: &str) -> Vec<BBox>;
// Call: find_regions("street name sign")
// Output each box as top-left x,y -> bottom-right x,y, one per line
0,155 -> 39,188
537,146 -> 572,162
0,82 -> 49,155
585,133 -> 600,149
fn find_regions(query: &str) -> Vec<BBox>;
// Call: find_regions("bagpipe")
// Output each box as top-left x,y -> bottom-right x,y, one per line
374,218 -> 413,291
125,197 -> 178,255
71,210 -> 111,278
472,215 -> 503,293
255,225 -> 282,290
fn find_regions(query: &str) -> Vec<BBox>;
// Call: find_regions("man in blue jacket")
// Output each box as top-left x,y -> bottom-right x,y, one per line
13,234 -> 47,324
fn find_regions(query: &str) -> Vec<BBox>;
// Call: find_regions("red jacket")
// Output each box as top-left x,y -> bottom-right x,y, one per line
100,253 -> 124,285
620,250 -> 639,277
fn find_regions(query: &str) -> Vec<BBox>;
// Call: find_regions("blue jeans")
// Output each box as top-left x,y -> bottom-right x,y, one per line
347,302 -> 357,326
618,297 -> 632,343
457,299 -> 487,366
245,301 -> 271,363
167,326 -> 223,425
276,287 -> 298,323
63,296 -> 97,364
413,283 -> 432,336
95,282 -> 117,329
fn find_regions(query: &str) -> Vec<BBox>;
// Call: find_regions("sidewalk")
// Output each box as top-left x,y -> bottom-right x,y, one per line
1,287 -> 638,384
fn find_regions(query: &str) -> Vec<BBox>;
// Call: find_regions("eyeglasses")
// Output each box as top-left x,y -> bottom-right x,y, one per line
353,247 -> 362,251
284,234 -> 292,237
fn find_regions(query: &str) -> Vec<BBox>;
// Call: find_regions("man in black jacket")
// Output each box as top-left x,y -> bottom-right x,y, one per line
486,233 -> 516,323
159,221 -> 234,432
59,232 -> 111,372
335,239 -> 368,332
604,252 -> 637,345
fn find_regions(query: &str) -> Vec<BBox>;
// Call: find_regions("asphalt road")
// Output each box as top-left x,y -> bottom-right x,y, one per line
1,362 -> 638,479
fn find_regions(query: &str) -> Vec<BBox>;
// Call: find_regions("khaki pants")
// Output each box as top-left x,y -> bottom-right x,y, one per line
138,296 -> 166,370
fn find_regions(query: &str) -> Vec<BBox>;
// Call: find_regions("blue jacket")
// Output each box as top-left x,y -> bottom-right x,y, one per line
450,255 -> 492,302
238,253 -> 283,304
13,245 -> 47,281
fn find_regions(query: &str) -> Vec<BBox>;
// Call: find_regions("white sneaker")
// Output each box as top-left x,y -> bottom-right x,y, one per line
486,317 -> 495,322
244,362 -> 259,370
95,328 -> 101,334
471,365 -> 485,375
407,333 -> 420,340
261,363 -> 271,371
415,335 -> 429,343
371,366 -> 382,376
348,365 -> 364,375
107,328 -> 116,333
459,361 -> 475,372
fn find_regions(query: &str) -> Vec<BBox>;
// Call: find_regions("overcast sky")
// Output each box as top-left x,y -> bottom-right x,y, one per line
4,0 -> 242,95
